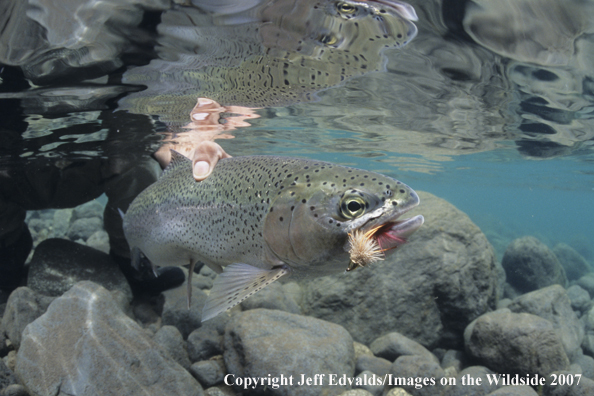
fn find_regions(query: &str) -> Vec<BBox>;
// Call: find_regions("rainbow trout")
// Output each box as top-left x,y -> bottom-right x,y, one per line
123,152 -> 423,320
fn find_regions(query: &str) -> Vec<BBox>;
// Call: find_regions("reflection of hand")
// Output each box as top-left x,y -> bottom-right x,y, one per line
186,97 -> 259,135
154,97 -> 256,181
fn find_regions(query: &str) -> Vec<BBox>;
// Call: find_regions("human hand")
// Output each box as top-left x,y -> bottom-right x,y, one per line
154,141 -> 231,181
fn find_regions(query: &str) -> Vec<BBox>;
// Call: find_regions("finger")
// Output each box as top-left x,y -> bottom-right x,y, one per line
191,141 -> 231,181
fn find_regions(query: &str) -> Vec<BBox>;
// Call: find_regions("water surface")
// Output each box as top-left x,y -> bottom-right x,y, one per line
1,0 -> 593,279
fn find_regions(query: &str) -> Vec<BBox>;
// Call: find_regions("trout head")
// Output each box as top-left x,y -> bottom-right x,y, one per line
263,162 -> 423,278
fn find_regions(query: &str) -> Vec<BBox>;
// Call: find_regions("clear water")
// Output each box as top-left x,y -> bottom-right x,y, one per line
3,1 -> 594,393
1,1 -> 593,291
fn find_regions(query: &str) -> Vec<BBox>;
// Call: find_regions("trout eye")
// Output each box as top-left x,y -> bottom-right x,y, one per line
337,2 -> 357,14
319,34 -> 338,46
340,195 -> 367,219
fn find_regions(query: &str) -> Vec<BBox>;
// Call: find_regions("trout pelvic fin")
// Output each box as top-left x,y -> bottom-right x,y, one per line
201,263 -> 290,322
187,259 -> 196,309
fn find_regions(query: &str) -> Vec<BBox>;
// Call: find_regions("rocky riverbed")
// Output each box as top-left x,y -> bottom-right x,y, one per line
1,192 -> 593,396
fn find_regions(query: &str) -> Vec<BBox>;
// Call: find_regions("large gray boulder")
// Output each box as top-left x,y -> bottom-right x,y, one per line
502,236 -> 567,293
240,281 -> 302,314
301,191 -> 498,347
224,309 -> 354,396
507,285 -> 584,361
464,309 -> 569,376
27,238 -> 131,299
15,281 -> 203,396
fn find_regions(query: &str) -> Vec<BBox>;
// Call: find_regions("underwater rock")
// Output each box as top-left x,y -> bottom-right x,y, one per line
577,273 -> 594,298
0,359 -> 18,390
385,389 -> 413,396
301,192 -> 497,348
354,370 -> 383,396
502,236 -> 567,293
27,238 -> 132,300
67,217 -> 103,241
507,285 -> 584,361
496,298 -> 513,310
575,353 -> 594,380
580,306 -> 594,356
0,287 -> 54,349
370,332 -> 439,364
441,350 -> 467,373
153,325 -> 191,371
464,309 -> 569,376
86,230 -> 110,254
354,342 -> 374,360
224,309 -> 354,396
161,268 -> 209,339
339,391 -> 375,396
0,332 -> 8,360
193,265 -> 216,290
554,243 -> 591,282
542,371 -> 594,396
26,218 -> 49,238
203,385 -> 235,396
132,297 -> 162,327
15,281 -> 203,396
73,200 -> 104,220
239,281 -> 302,314
487,386 -> 539,396
444,366 -> 501,396
355,355 -> 392,377
189,358 -> 226,389
0,384 -> 29,396
52,208 -> 74,238
566,285 -> 592,316
390,355 -> 445,396
187,324 -> 225,363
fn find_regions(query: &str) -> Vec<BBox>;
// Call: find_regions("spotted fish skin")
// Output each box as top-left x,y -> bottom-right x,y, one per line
123,151 -> 422,318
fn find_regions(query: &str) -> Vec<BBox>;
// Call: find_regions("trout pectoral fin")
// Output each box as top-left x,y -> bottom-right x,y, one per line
130,247 -> 142,270
201,263 -> 290,322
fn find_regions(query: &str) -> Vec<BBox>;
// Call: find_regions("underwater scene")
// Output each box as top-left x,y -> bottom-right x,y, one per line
1,0 -> 594,395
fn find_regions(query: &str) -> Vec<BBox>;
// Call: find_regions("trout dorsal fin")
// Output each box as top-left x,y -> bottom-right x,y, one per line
162,149 -> 191,177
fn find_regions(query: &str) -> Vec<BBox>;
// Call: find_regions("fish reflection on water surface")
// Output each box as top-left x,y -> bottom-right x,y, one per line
123,152 -> 423,320
119,0 -> 418,123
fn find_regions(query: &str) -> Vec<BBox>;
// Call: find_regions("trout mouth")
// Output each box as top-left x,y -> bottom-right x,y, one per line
364,215 -> 424,252
346,214 -> 424,272
368,0 -> 419,21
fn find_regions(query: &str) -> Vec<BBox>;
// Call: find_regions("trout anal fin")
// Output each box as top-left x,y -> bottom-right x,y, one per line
201,263 -> 290,322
